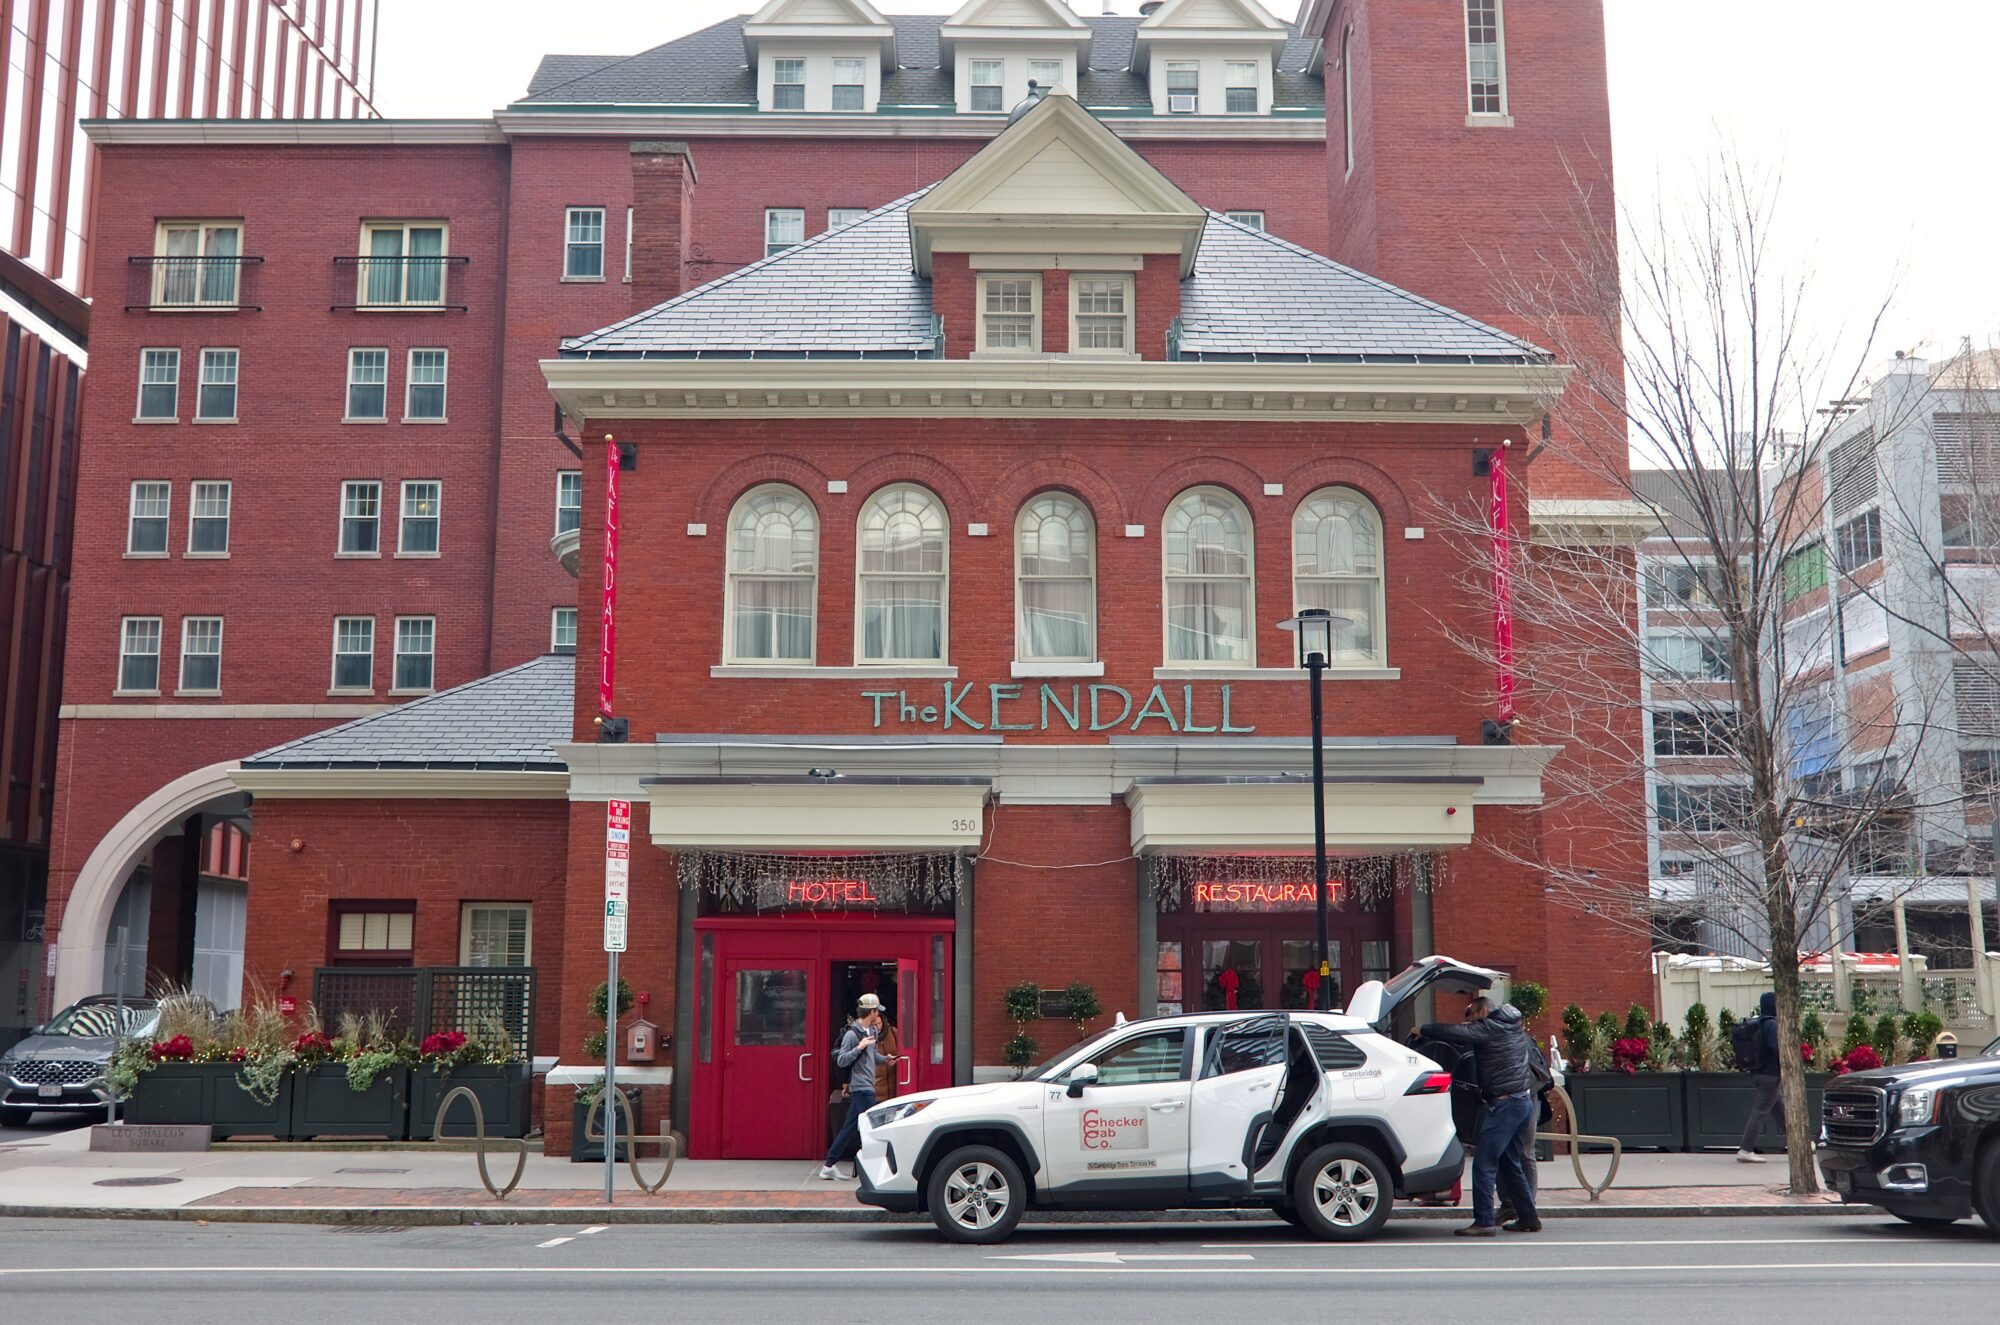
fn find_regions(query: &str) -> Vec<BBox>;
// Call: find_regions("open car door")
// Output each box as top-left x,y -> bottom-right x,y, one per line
1187,1014 -> 1289,1196
1344,955 -> 1505,1028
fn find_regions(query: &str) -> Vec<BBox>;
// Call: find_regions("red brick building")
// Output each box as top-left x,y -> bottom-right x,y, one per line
50,1 -> 1647,1157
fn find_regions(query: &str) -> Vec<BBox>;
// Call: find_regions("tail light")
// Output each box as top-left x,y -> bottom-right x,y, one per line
1405,1071 -> 1454,1096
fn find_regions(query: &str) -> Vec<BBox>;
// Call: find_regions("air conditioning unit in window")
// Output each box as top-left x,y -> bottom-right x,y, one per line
1168,92 -> 1198,113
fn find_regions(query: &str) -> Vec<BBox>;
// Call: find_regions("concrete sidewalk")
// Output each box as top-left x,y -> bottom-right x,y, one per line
0,1122 -> 1854,1224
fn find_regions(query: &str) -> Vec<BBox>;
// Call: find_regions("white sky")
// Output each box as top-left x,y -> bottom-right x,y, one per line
374,0 -> 2000,364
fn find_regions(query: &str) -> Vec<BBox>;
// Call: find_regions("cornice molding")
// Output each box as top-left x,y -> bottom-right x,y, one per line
542,356 -> 1566,427
1528,497 -> 1662,547
61,702 -> 392,720
228,768 -> 568,800
81,118 -> 505,146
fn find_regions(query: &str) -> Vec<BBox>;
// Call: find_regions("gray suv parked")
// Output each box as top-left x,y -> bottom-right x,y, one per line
0,997 -> 160,1125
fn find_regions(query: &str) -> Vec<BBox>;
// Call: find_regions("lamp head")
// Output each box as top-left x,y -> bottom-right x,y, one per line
1278,607 -> 1334,668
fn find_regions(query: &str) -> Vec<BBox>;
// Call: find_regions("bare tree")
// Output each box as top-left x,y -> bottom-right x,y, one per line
1435,161 -> 1957,1194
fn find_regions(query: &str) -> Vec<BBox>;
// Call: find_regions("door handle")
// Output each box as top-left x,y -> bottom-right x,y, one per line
798,1053 -> 813,1083
1249,1082 -> 1273,1092
897,1055 -> 913,1087
1149,1101 -> 1187,1112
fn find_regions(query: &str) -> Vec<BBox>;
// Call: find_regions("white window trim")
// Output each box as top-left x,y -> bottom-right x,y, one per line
344,347 -> 389,423
854,484 -> 950,667
563,205 -> 607,282
176,616 -> 224,696
975,273 -> 1043,357
185,479 -> 231,559
116,616 -> 163,696
1291,486 -> 1388,669
397,479 -> 443,558
135,347 -> 179,423
403,347 -> 448,423
1164,60 -> 1200,114
459,903 -> 533,967
764,207 -> 805,258
1341,25 -> 1356,177
1463,0 -> 1513,125
126,481 -> 170,558
1224,210 -> 1265,231
968,57 -> 1006,113
391,615 -> 437,695
1014,493 -> 1098,666
1161,485 -> 1258,668
1223,60 -> 1261,114
330,615 -> 376,695
1068,274 -> 1136,358
357,220 -> 451,308
150,219 -> 244,309
830,56 -> 868,112
551,607 -> 579,654
556,469 -> 583,535
826,207 -> 868,232
193,347 -> 239,423
723,483 -> 820,667
337,480 -> 383,559
623,206 -> 633,283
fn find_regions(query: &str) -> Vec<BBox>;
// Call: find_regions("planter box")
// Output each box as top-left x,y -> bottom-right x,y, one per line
127,1062 -> 292,1139
1682,1071 -> 1832,1151
570,1088 -> 641,1163
288,1063 -> 409,1141
410,1062 -> 532,1140
1566,1071 -> 1686,1150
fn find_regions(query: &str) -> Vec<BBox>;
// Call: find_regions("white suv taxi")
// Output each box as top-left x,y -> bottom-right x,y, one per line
856,956 -> 1496,1243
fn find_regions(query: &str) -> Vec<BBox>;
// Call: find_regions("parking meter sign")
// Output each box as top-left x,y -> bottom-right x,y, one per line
604,898 -> 628,952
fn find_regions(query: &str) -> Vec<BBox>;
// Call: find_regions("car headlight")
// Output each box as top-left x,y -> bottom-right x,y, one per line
867,1099 -> 934,1129
1896,1086 -> 1936,1128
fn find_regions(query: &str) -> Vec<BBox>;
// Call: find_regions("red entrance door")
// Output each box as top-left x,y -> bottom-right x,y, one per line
695,917 -> 954,1160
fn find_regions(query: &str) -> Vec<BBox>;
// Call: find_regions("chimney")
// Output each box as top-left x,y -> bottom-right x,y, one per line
629,141 -> 698,306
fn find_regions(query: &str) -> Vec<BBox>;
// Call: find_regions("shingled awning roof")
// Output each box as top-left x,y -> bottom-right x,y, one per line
240,654 -> 574,772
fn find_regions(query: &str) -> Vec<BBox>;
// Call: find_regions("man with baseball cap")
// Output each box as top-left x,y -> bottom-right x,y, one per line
819,994 -> 892,1180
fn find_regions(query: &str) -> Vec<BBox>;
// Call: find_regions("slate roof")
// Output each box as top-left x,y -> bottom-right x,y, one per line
240,655 -> 574,771
562,197 -> 1549,365
517,15 -> 1323,113
562,195 -> 939,359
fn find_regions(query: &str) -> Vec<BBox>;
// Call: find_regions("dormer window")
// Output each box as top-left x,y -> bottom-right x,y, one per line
970,60 -> 1005,112
1225,62 -> 1258,113
979,275 -> 1041,353
832,57 -> 866,110
773,58 -> 806,109
1029,59 -> 1063,93
1071,277 -> 1133,355
1165,63 -> 1199,113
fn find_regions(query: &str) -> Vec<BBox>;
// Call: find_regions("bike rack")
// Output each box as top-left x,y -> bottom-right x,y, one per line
583,1089 -> 681,1196
431,1085 -> 529,1200
1535,1082 -> 1623,1200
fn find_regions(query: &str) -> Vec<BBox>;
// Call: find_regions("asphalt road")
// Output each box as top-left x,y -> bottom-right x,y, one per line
0,1213 -> 1994,1323
0,1110 -> 93,1147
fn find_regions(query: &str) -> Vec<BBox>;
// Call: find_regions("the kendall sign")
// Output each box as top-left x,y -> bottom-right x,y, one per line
861,682 -> 1255,734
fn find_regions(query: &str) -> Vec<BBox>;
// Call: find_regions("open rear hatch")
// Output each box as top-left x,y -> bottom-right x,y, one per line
1344,955 -> 1503,1027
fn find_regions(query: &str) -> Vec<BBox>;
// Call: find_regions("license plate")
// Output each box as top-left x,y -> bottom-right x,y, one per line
1832,1170 -> 1852,1194
37,1083 -> 62,1098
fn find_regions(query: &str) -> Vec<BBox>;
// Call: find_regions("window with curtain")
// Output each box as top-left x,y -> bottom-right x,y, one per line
1292,487 -> 1384,665
1016,493 -> 1096,662
1164,487 -> 1254,664
726,485 -> 819,663
858,485 -> 947,663
361,222 -> 446,306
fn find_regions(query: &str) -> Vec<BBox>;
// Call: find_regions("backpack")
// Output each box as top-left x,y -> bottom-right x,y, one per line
1526,1039 -> 1554,1096
1731,1016 -> 1763,1073
831,1024 -> 858,1092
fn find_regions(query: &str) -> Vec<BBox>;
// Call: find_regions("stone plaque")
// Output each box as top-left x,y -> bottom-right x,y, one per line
89,1124 -> 212,1153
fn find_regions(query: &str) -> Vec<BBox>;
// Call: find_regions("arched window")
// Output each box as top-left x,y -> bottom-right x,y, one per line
857,484 -> 948,663
1292,486 -> 1384,665
1163,486 -> 1254,664
1016,493 -> 1096,662
724,484 -> 818,663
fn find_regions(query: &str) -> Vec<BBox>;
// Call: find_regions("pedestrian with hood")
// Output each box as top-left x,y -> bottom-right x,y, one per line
1736,991 -> 1783,1163
1420,996 -> 1541,1235
818,994 -> 892,1181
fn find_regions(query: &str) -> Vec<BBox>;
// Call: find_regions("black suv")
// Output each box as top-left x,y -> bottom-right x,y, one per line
1818,1037 -> 2000,1232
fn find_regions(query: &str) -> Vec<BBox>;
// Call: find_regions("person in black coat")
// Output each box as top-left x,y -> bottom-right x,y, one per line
1738,991 -> 1783,1162
1421,998 -> 1540,1235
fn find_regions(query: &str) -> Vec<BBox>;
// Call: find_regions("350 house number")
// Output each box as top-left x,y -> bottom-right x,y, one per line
950,817 -> 979,833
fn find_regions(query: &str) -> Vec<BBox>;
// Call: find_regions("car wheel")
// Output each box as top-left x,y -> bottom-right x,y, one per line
926,1144 -> 1027,1245
1888,1210 -> 1960,1229
0,1107 -> 34,1128
1974,1139 -> 2000,1238
1290,1141 -> 1394,1241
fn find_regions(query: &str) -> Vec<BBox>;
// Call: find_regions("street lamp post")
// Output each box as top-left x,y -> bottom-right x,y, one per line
1280,608 -> 1335,1011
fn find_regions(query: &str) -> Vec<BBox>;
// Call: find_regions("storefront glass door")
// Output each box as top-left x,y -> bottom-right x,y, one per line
719,957 -> 819,1159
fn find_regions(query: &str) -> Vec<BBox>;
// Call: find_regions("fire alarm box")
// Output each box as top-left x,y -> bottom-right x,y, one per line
626,1018 -> 660,1063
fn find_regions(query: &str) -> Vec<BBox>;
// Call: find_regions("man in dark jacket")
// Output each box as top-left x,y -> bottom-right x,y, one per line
1738,991 -> 1783,1163
1421,998 -> 1540,1235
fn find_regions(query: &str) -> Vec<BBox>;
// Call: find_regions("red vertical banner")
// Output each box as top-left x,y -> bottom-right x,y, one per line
1491,442 -> 1517,725
600,436 -> 619,719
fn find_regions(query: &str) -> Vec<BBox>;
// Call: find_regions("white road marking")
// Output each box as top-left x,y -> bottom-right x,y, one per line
1,1262 -> 1995,1278
994,1253 -> 1255,1265
535,1238 -> 574,1249
578,1226 -> 608,1236
1203,1237 -> 1866,1250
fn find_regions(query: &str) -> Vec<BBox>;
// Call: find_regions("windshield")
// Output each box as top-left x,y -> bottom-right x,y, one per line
1029,1027 -> 1123,1081
41,1003 -> 159,1039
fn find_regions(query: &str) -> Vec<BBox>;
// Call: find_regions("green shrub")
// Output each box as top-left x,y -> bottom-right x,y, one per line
1511,981 -> 1549,1024
1872,1014 -> 1901,1065
1063,982 -> 1102,1035
1902,1009 -> 1944,1058
1716,1009 -> 1739,1070
1623,1003 -> 1652,1041
1683,1002 -> 1715,1070
1003,1032 -> 1040,1077
1002,981 -> 1043,1025
1593,1011 -> 1621,1066
1561,1003 -> 1593,1067
1801,1011 -> 1827,1065
1841,1012 -> 1871,1059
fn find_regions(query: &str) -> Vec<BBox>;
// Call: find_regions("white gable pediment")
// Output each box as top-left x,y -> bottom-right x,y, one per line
1138,0 -> 1288,31
909,92 -> 1207,275
744,0 -> 897,68
945,0 -> 1089,30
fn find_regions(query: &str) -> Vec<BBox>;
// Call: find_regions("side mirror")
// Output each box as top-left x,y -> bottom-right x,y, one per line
1065,1062 -> 1100,1098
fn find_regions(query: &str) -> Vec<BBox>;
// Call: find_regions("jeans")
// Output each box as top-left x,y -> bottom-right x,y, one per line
1740,1074 -> 1784,1150
823,1088 -> 876,1167
1512,1099 -> 1539,1200
1472,1091 -> 1537,1227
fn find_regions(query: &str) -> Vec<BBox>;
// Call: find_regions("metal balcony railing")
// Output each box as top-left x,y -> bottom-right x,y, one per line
332,255 -> 470,311
125,255 -> 264,312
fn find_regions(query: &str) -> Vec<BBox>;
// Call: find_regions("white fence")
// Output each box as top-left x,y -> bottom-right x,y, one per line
1653,951 -> 1997,1040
